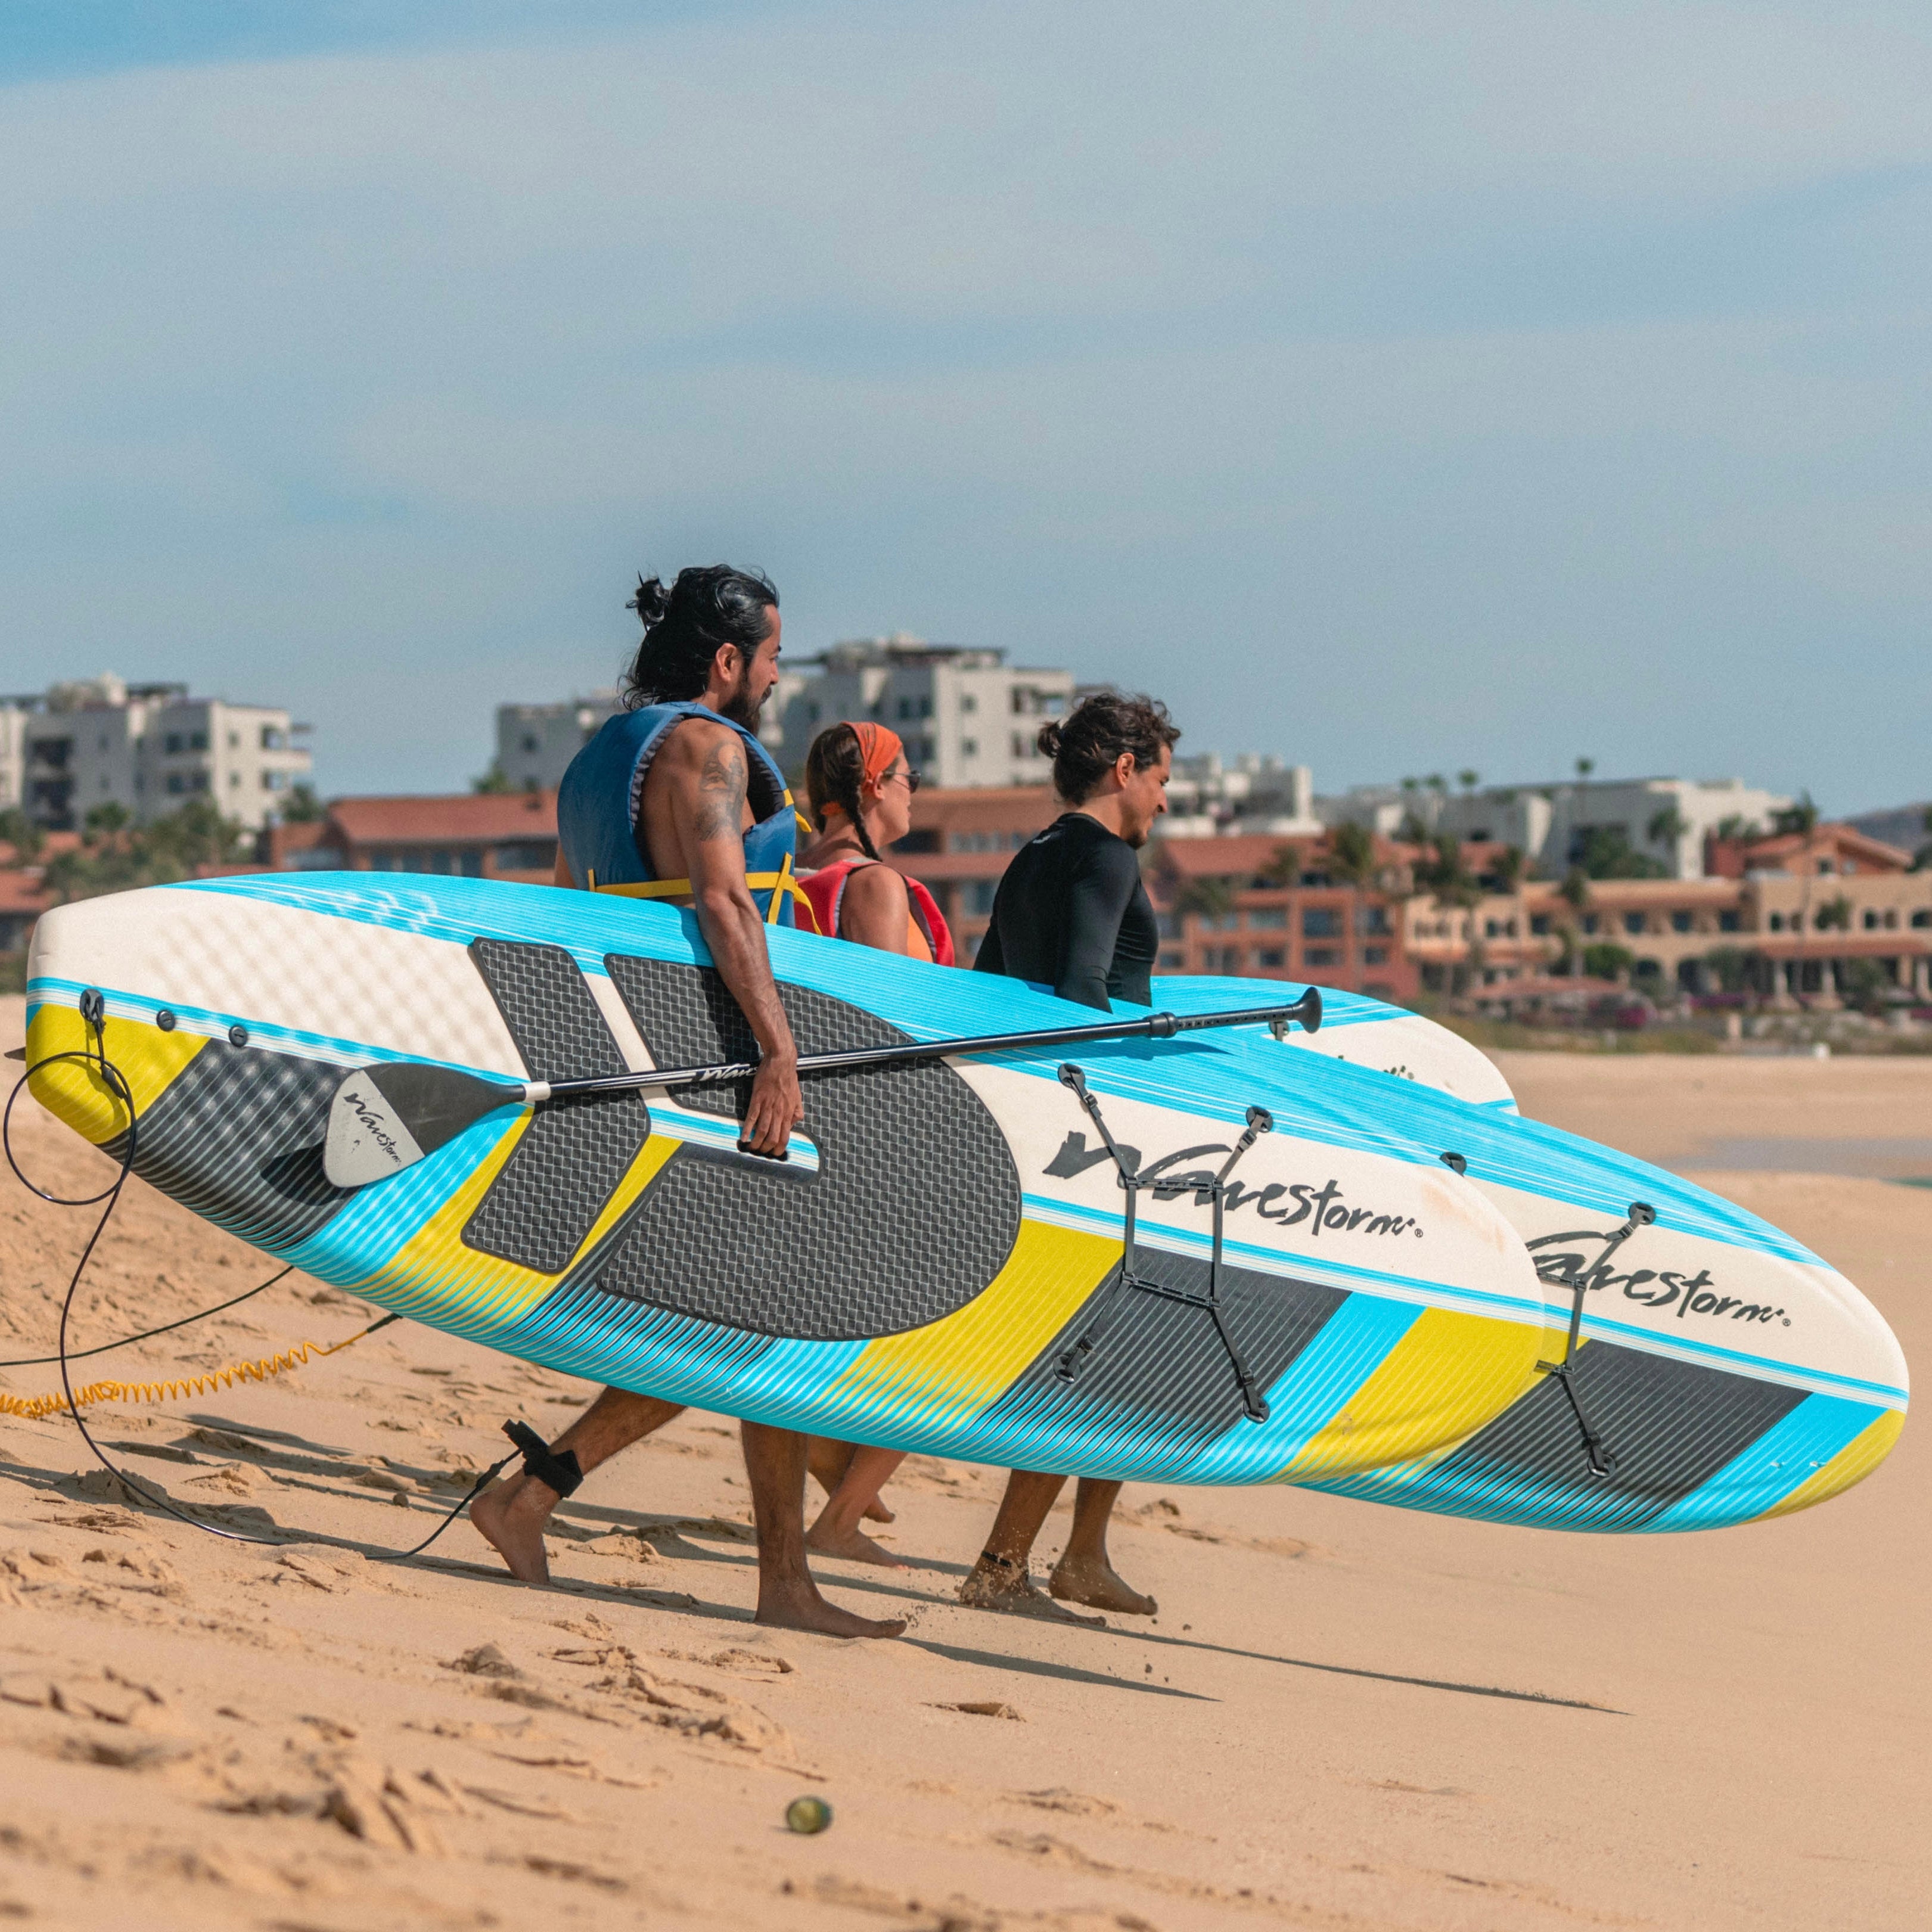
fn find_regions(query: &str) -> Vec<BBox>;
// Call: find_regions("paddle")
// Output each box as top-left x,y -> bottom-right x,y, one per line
321,987 -> 1322,1191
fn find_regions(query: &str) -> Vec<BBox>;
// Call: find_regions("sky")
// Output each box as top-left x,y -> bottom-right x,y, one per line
3,1 -> 1928,809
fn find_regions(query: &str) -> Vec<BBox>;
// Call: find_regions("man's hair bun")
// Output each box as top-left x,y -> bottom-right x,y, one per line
628,575 -> 671,626
1035,720 -> 1064,760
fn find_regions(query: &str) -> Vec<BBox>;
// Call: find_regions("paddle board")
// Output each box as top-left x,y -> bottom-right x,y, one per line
1172,1001 -> 1908,1528
24,874 -> 1551,1487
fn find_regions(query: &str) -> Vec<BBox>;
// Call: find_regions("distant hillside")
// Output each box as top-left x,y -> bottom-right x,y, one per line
1845,802 -> 1930,853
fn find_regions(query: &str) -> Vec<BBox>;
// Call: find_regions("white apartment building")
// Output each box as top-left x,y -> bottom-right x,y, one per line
1163,752 -> 1321,838
771,636 -> 1074,788
1315,774 -> 1791,880
4,674 -> 312,832
495,692 -> 624,793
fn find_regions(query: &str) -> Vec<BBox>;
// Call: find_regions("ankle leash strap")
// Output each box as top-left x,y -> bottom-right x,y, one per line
502,1419 -> 585,1498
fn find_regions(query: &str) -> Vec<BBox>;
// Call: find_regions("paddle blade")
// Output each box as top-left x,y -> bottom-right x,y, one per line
324,1063 -> 523,1190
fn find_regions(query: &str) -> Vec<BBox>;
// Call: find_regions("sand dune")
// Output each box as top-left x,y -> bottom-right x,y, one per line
1,999 -> 1923,1930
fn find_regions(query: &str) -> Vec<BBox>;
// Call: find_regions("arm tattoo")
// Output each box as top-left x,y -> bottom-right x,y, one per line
692,739 -> 748,843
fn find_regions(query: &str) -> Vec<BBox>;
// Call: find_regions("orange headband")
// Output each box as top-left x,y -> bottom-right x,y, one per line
849,720 -> 902,788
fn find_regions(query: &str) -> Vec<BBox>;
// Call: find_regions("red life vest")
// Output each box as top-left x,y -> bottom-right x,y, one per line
798,859 -> 955,966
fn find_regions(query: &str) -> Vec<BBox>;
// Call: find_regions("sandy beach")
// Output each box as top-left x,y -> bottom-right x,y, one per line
1,1000 -> 1923,1931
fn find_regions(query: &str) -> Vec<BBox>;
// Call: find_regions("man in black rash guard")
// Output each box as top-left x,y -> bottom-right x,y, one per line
974,811 -> 1161,1010
963,691 -> 1179,1626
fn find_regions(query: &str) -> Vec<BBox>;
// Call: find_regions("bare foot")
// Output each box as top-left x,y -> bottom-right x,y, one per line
469,1473 -> 556,1585
1050,1552 -> 1157,1617
959,1556 -> 1105,1627
805,1518 -> 907,1568
754,1575 -> 905,1639
864,1495 -> 896,1524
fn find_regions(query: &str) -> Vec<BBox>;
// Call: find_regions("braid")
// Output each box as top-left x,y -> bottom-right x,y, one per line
805,724 -> 880,861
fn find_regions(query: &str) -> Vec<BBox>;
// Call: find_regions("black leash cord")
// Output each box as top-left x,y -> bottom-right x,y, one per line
6,1045 -> 511,1561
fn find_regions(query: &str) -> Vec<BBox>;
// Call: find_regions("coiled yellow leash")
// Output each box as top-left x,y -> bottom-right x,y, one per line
0,1314 -> 398,1424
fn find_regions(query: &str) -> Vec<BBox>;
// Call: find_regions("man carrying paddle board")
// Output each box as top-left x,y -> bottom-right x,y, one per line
961,690 -> 1178,1626
469,564 -> 905,1641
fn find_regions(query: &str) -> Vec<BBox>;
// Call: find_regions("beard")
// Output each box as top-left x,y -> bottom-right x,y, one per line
719,679 -> 766,732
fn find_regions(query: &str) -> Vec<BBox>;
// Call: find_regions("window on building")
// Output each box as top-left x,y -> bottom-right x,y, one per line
1363,945 -> 1388,965
227,731 -> 240,750
962,693 -> 977,713
1581,914 -> 1599,934
190,731 -> 208,751
229,771 -> 240,787
1913,910 -> 1931,928
919,695 -> 932,718
1247,908 -> 1287,929
1484,919 -> 1502,938
1769,912 -> 1784,931
261,726 -> 285,750
1215,946 -> 1243,972
1530,914 -> 1551,936
961,738 -> 978,759
1358,905 -> 1390,936
1304,946 -> 1339,967
262,770 -> 287,790
1257,948 -> 1285,968
521,733 -> 539,754
1719,910 -> 1741,932
164,772 -> 184,794
1302,908 -> 1340,938
1159,950 -> 1184,969
968,880 -> 998,915
165,733 -> 184,754
1623,912 -> 1645,935
1672,911 -> 1693,933
896,697 -> 912,720
895,829 -> 940,853
1885,908 -> 1898,928
493,840 -> 558,871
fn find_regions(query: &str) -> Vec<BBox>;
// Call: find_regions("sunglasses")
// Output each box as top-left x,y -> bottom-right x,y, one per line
884,766 -> 922,794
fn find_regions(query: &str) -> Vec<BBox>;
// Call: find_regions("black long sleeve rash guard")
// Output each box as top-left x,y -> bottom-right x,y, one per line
973,810 -> 1160,1011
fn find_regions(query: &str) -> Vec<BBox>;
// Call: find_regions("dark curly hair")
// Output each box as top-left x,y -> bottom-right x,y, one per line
620,564 -> 779,707
1039,691 -> 1180,805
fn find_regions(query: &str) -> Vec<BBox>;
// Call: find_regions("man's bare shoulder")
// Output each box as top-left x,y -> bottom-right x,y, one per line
653,712 -> 739,774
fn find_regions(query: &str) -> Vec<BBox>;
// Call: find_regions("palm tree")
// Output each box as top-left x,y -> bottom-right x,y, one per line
1772,792 -> 1819,838
1574,757 -> 1594,780
1327,822 -> 1377,887
1457,769 -> 1480,794
1647,805 -> 1689,849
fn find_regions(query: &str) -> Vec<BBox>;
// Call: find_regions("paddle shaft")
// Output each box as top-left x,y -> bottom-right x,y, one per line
518,993 -> 1320,1104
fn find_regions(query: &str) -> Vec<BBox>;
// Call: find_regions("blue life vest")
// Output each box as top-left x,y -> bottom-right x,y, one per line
556,701 -> 805,927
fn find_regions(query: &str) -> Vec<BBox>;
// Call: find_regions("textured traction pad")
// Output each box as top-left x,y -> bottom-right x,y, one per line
592,953 -> 1023,1340
977,1252 -> 1349,1477
111,1039 -> 349,1251
462,939 -> 652,1275
1421,1341 -> 1807,1527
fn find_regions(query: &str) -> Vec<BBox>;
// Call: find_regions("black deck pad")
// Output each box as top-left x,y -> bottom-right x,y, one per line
974,1250 -> 1349,1477
108,1039 -> 349,1251
1425,1341 -> 1807,1529
593,953 -> 1021,1340
462,939 -> 652,1275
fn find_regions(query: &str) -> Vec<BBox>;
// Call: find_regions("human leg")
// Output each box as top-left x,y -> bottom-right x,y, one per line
471,1387 -> 684,1585
742,1421 -> 906,1638
958,1470 -> 1104,1626
806,1446 -> 908,1566
1049,1477 -> 1157,1615
807,1437 -> 894,1523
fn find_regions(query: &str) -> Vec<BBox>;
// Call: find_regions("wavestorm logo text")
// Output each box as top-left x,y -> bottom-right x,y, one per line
1527,1229 -> 1790,1327
1044,1133 -> 1425,1239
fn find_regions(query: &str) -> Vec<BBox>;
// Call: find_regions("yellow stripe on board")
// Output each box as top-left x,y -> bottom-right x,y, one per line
1754,1407 -> 1906,1521
1276,1306 -> 1543,1480
350,1125 -> 681,1334
831,1220 -> 1121,1433
25,1007 -> 205,1145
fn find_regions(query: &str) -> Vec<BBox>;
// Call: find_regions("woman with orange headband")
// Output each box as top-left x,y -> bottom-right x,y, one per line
796,720 -> 952,1564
